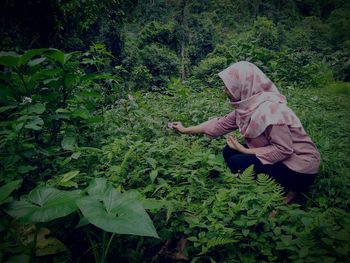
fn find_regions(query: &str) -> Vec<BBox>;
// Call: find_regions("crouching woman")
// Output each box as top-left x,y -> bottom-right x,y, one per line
172,61 -> 320,198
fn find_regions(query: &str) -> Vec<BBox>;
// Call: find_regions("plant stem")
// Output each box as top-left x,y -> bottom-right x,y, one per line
87,230 -> 100,263
31,223 -> 40,261
102,233 -> 116,262
100,231 -> 106,263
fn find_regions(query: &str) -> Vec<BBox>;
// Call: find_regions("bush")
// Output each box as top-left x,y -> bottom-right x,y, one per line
192,56 -> 227,87
327,8 -> 350,49
327,81 -> 350,95
139,43 -> 180,88
272,50 -> 333,88
139,21 -> 177,50
211,40 -> 277,75
285,16 -> 331,52
130,65 -> 153,90
325,48 -> 350,81
248,16 -> 279,50
187,14 -> 216,65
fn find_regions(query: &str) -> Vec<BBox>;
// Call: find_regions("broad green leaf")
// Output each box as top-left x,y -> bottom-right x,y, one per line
77,187 -> 158,238
27,103 -> 46,114
63,51 -> 79,64
145,157 -> 157,169
61,136 -> 76,151
0,51 -> 20,67
85,178 -> 109,200
45,49 -> 65,65
122,189 -> 142,200
24,116 -> 44,131
71,108 -> 90,119
28,57 -> 46,67
150,170 -> 158,183
58,170 -> 80,187
42,77 -> 60,86
140,199 -> 166,210
17,165 -> 37,174
242,229 -> 249,237
0,105 -> 17,113
0,180 -> 22,205
19,48 -> 47,66
119,190 -> 165,210
71,152 -> 81,159
6,187 -> 81,222
75,216 -> 90,228
64,73 -> 77,88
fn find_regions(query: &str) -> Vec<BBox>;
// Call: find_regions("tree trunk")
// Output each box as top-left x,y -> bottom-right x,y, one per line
179,0 -> 189,80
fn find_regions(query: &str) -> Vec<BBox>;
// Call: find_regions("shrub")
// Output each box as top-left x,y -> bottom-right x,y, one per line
139,21 -> 177,50
130,65 -> 153,90
192,56 -> 227,87
211,40 -> 277,75
139,43 -> 180,88
248,16 -> 279,50
272,50 -> 333,88
327,81 -> 350,95
187,14 -> 216,65
285,16 -> 331,52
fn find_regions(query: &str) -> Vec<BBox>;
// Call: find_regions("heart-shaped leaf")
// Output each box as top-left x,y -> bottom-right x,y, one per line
0,180 -> 22,205
77,187 -> 158,238
85,178 -> 109,200
6,187 -> 81,222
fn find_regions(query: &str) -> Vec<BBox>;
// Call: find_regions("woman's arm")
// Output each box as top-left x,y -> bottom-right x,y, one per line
172,110 -> 238,137
226,125 -> 294,164
171,122 -> 206,134
226,136 -> 259,154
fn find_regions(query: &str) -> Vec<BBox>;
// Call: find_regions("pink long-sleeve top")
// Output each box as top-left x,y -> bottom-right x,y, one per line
201,111 -> 320,174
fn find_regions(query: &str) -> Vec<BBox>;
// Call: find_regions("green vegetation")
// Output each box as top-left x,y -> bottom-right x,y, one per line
0,0 -> 349,262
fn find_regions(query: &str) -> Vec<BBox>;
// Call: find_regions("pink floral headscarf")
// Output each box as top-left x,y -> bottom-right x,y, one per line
218,61 -> 302,138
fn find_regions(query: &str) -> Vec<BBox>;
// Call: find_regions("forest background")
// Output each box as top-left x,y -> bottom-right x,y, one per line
0,0 -> 349,262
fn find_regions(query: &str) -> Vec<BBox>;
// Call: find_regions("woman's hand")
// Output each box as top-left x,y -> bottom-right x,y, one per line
172,122 -> 188,133
226,135 -> 247,153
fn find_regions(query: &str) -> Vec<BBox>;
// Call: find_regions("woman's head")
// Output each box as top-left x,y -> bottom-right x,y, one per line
218,61 -> 281,104
217,61 -> 301,138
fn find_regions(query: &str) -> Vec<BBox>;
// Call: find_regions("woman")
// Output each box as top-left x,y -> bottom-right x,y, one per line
172,61 -> 320,198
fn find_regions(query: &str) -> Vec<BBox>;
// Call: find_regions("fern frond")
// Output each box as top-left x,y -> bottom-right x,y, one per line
297,234 -> 316,248
206,236 -> 238,250
236,165 -> 255,185
257,173 -> 284,195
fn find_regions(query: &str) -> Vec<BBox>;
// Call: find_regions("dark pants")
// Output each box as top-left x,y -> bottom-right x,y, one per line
222,145 -> 316,192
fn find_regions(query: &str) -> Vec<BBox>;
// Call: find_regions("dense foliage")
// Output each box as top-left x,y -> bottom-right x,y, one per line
0,0 -> 349,262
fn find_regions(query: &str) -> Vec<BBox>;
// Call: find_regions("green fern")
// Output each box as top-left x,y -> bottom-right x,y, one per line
257,173 -> 284,195
236,165 -> 255,185
201,236 -> 238,254
297,234 -> 316,249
